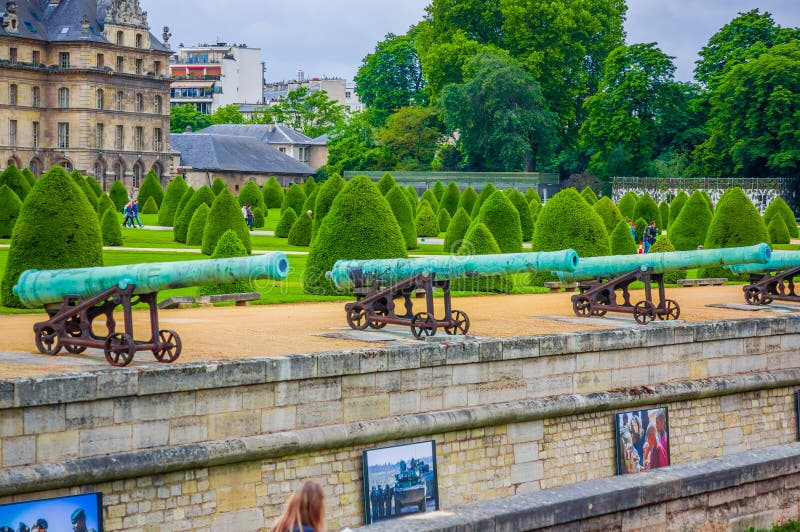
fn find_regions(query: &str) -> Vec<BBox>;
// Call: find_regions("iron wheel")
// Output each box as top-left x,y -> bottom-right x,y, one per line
658,299 -> 680,320
104,333 -> 136,367
572,296 -> 591,317
410,312 -> 437,340
444,310 -> 470,335
35,325 -> 62,355
346,305 -> 369,330
633,301 -> 656,325
154,329 -> 182,363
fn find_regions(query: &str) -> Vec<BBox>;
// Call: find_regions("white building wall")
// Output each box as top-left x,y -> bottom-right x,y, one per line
233,48 -> 263,105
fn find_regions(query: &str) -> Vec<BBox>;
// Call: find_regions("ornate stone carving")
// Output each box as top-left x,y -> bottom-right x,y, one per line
2,1 -> 20,34
104,0 -> 149,28
162,26 -> 171,45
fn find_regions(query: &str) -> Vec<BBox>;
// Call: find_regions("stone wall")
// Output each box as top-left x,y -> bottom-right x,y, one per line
1,316 -> 800,530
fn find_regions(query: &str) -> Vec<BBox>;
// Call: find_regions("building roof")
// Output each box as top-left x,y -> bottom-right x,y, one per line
310,134 -> 328,146
170,133 -> 315,176
201,124 -> 315,146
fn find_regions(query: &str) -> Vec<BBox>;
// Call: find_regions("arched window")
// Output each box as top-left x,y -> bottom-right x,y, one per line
134,93 -> 143,112
9,84 -> 17,106
132,161 -> 144,188
28,158 -> 42,177
114,161 -> 124,182
96,89 -> 104,109
154,95 -> 162,114
58,87 -> 69,108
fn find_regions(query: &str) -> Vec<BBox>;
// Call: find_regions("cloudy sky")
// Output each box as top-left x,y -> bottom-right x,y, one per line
143,1 -> 800,84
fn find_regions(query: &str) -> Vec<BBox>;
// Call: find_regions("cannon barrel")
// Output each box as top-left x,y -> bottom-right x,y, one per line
554,244 -> 771,283
325,250 -> 579,291
726,250 -> 800,275
12,253 -> 290,308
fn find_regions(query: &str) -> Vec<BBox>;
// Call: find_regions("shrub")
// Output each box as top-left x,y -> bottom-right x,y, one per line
303,176 -> 317,197
173,186 -> 214,243
668,190 -> 714,251
439,182 -> 461,216
377,172 -> 396,195
504,189 -> 534,242
474,190 -> 523,253
253,207 -> 265,228
311,174 -> 345,243
617,192 -> 638,219
529,200 -> 541,231
186,203 -> 211,246
304,174 -> 407,295
275,207 -> 298,238
405,185 -> 418,210
580,186 -> 598,205
21,168 -> 36,188
0,164 -> 30,201
1,166 -> 103,307
443,207 -> 471,253
281,183 -> 306,214
237,181 -> 264,212
470,183 -> 496,218
211,177 -> 227,195
459,186 -> 478,214
97,194 -> 114,221
303,188 -> 319,213
634,217 -> 648,242
201,188 -> 251,255
633,194 -> 661,229
610,220 -> 637,255
415,200 -> 439,237
432,180 -> 446,201
452,223 -> 510,293
263,176 -> 284,208
288,211 -> 313,246
109,180 -> 129,211
141,196 -> 159,214
157,175 -> 188,226
525,188 -> 542,205
198,230 -> 254,297
668,191 -> 689,228
70,170 -> 98,211
173,187 -> 195,229
649,236 -> 687,283
659,201 -> 670,231
593,196 -> 623,233
437,208 -> 451,232
0,185 -> 22,238
137,170 -> 164,209
768,215 -> 790,245
100,208 -> 123,246
386,186 -> 417,250
701,190 -> 714,212
764,196 -> 799,238
420,189 -> 439,213
85,176 -> 103,197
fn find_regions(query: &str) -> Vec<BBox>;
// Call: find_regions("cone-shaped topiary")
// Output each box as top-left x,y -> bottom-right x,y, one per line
211,177 -> 227,195
263,176 -> 284,208
201,188 -> 251,255
415,200 -> 439,237
701,187 -> 770,278
281,183 -> 306,215
137,170 -> 164,209
525,187 -> 542,205
668,190 -> 713,251
304,174 -> 407,295
634,217 -> 648,243
378,172 -> 396,195
1,166 -> 103,307
459,186 -> 478,214
768,216 -> 791,245
452,222 -> 510,293
633,194 -> 661,229
100,208 -> 123,246
275,207 -> 298,238
764,196 -> 799,238
303,188 -> 319,213
0,164 -> 30,201
470,183 -> 496,218
617,192 -> 638,220
386,186 -> 417,250
21,168 -> 36,188
237,181 -> 264,212
311,174 -> 345,243
437,208 -> 451,232
420,189 -> 439,213
0,184 -> 22,238
85,175 -> 103,197
439,182 -> 461,217
70,170 -> 97,211
668,191 -> 689,228
253,207 -> 265,228
186,203 -> 211,246
405,186 -> 418,215
610,220 -> 637,255
198,230 -> 254,297
432,180 -> 446,201
173,187 -> 195,229
303,176 -> 317,197
157,175 -> 189,226
173,186 -> 214,243
474,190 -> 523,253
593,196 -> 623,233
288,211 -> 313,246
141,196 -> 159,214
649,236 -> 687,283
701,190 -> 714,212
504,189 -> 534,242
529,200 -> 541,232
580,186 -> 598,205
109,180 -> 129,211
97,193 -> 114,221
443,207 -> 471,254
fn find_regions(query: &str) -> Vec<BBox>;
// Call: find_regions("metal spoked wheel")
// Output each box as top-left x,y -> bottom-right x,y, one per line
410,312 -> 437,340
444,310 -> 470,335
345,305 -> 369,331
154,329 -> 182,363
572,296 -> 591,317
104,333 -> 136,367
63,316 -> 87,354
744,286 -> 762,305
658,299 -> 681,321
633,301 -> 657,325
368,305 -> 389,330
35,325 -> 63,355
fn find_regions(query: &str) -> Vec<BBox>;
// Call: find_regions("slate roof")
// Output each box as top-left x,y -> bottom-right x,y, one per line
201,124 -> 315,146
170,133 -> 315,176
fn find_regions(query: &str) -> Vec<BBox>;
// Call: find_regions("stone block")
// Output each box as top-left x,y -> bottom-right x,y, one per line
137,364 -> 215,395
261,406 -> 296,433
66,400 -> 114,430
298,377 -> 342,403
359,349 -> 389,373
80,424 -> 132,456
420,388 -> 443,411
267,354 -> 316,381
727,511 -> 777,532
452,363 -> 487,385
389,391 -> 421,416
478,381 -> 527,405
340,373 -> 376,396
527,375 -> 573,399
158,296 -> 195,309
114,391 -> 195,423
508,420 -> 543,444
644,326 -> 676,348
444,342 -> 480,365
387,346 -> 421,371
240,385 -> 274,410
133,420 -> 170,449
296,401 -> 342,428
207,410 -> 261,440
488,360 -> 524,382
317,351 -> 360,377
538,334 -> 569,356
14,374 -> 97,408
694,321 -> 738,342
2,435 -> 35,467
620,502 -> 666,529
96,369 -> 139,399
0,409 -> 22,437
23,404 -> 65,435
37,430 -> 79,462
514,442 -> 540,463
731,355 -> 766,374
443,386 -> 468,409
400,367 -> 432,391
343,395 -> 389,423
169,416 -> 208,445
703,339 -> 744,358
0,381 -> 13,409
510,460 -> 543,484
502,336 -> 539,360
211,509 -> 264,530
273,381 -> 299,407
375,372 -> 401,393
574,370 -> 612,394
479,339 -> 504,362
419,343 -> 447,367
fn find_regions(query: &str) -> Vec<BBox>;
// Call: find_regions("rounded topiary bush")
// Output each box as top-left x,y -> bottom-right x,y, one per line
420,189 -> 439,213
22,168 -> 36,188
173,187 -> 195,228
504,189 -> 534,242
378,172 -> 396,195
439,182 -> 461,217
198,230 -> 254,297
701,190 -> 714,212
764,196 -> 798,238
634,217 -> 648,243
157,175 -> 188,226
141,196 -> 159,214
437,208 -> 451,233
311,174 -> 345,243
768,216 -> 790,245
137,170 -> 164,209
98,193 -> 114,221
386,186 -> 417,250
668,191 -> 689,228
263,176 -> 284,209
211,177 -> 227,195
667,190 -> 713,251
470,183 -> 496,218
610,220 -> 637,255
525,188 -> 542,205
288,211 -> 313,246
253,207 -> 265,228
304,174 -> 407,295
1,166 -> 103,307
659,201 -> 670,231
617,192 -> 638,220
649,236 -> 687,283
85,176 -> 103,197
633,194 -> 661,229
100,208 -> 123,246
459,186 -> 478,214
71,170 -> 98,211
303,188 -> 319,213
201,188 -> 251,255
415,200 -> 439,237
0,184 -> 23,238
432,180 -> 446,201
452,223 -> 510,293
173,186 -> 215,243
275,207 -> 298,238
0,164 -> 30,201
593,196 -> 623,233
474,190 -> 522,253
109,180 -> 129,211
238,181 -> 264,212
281,183 -> 306,215
580,186 -> 598,205
443,207 -> 471,254
303,177 -> 317,198
186,203 -> 211,246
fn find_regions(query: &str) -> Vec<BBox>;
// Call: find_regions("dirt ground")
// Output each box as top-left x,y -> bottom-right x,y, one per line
0,284 -> 793,378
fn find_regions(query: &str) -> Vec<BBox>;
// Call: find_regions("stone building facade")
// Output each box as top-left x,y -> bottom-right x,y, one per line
0,0 -> 173,192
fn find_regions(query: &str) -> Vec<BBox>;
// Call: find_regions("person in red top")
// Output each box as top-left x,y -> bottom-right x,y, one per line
643,425 -> 668,470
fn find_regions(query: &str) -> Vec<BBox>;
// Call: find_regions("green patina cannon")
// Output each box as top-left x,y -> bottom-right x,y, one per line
14,253 -> 290,366
726,251 -> 800,306
553,244 -> 772,324
326,250 -> 578,339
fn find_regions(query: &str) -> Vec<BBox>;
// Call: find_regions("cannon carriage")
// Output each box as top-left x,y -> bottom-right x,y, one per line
727,252 -> 800,306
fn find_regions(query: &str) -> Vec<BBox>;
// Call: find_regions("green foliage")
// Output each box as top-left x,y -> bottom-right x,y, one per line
173,186 -> 215,243
303,177 -> 317,197
288,211 -> 313,247
252,207 -> 265,229
311,174 -> 345,243
85,176 -> 103,197
658,201 -> 670,231
471,183 -> 496,218
137,170 -> 164,208
474,190 -> 522,253
210,104 -> 244,125
250,86 -> 345,138
186,203 -> 211,246
610,220 -> 637,255
21,168 -> 35,188
452,223 -> 510,293
649,236 -> 687,283
211,178 -> 227,196
634,217 -> 648,242
385,186 -> 417,250
97,194 -> 114,221
701,190 -> 714,212
304,175 -> 407,295
0,184 -> 22,238
504,189 -> 534,242
768,215 -> 790,245
420,189 -> 439,213
275,208 -> 298,238
617,192 -> 638,220
437,208 -> 451,232
432,181 -> 446,201
376,107 -> 444,169
173,187 -> 195,230
668,191 -> 689,228
201,188 -> 251,256
70,170 -> 98,211
238,181 -> 264,212
580,187 -> 598,205
443,207 -> 472,254
141,196 -> 159,214
100,208 -> 123,246
593,196 -> 623,233
405,185 -> 418,215
525,188 -> 542,205
320,111 -> 394,177
529,200 -> 541,236
281,184 -> 306,215
157,175 -> 188,226
764,196 -> 799,238
1,166 -> 103,307
439,182 -> 461,217
109,180 -> 129,211
170,103 -> 212,133
415,201 -> 440,237
198,230 -> 253,296
668,190 -> 714,251
633,194 -> 661,228
0,164 -> 31,200
263,177 -> 285,209
303,188 -> 319,214
378,172 -> 397,195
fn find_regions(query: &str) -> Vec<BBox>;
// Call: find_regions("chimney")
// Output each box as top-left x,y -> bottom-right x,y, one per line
185,125 -> 193,133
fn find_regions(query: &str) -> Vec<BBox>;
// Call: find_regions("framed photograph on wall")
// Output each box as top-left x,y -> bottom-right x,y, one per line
362,440 -> 439,525
0,492 -> 103,531
614,406 -> 670,475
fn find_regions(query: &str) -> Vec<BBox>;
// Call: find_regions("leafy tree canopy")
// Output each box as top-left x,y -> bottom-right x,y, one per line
170,103 -> 212,133
376,106 -> 444,170
250,87 -> 345,138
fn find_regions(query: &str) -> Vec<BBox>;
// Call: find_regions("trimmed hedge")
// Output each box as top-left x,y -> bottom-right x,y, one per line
668,190 -> 713,251
668,191 -> 689,228
173,186 -> 215,243
701,190 -> 714,212
303,177 -> 317,197
475,190 -> 523,253
303,174 -> 407,295
610,220 -> 637,255
420,189 -> 439,213
405,185 -> 418,212
593,196 -> 623,233
97,194 -> 114,221
288,211 -> 313,246
311,174 -> 345,244
100,208 -> 123,246
459,186 -> 478,214
580,186 -> 598,205
303,188 -> 319,213
529,200 -> 541,234
211,177 -> 227,195
649,236 -> 687,283
659,201 -> 670,231
137,170 -> 164,209
0,164 -> 30,201
275,207 -> 298,238
263,176 -> 284,208
439,182 -> 461,217
764,196 -> 798,238
238,181 -> 264,212
0,184 -> 22,238
386,186 -> 417,250
437,208 -> 451,232
109,180 -> 129,211
617,192 -> 638,220
186,203 -> 211,246
525,188 -> 542,205
85,176 -> 103,197
634,217 -> 648,243
157,175 -> 188,226
443,207 -> 471,254
432,180 -> 446,201
141,196 -> 159,214
281,183 -> 306,215
21,167 -> 36,188
415,200 -> 439,237
633,194 -> 661,229
198,230 -> 254,297
1,166 -> 103,307
71,170 -> 98,211
470,183 -> 496,218
452,222 -> 510,293
173,187 -> 195,230
768,216 -> 790,245
253,207 -> 265,228
378,172 -> 396,195
504,189 -> 534,242
201,188 -> 251,255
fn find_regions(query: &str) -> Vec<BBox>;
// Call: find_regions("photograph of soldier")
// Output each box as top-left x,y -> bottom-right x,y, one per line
362,440 -> 439,524
614,407 -> 670,475
0,493 -> 102,532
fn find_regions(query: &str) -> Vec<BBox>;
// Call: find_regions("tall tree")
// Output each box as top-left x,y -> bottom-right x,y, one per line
210,104 -> 244,125
170,104 -> 212,133
252,87 -> 345,138
375,106 -> 444,170
321,112 -> 394,177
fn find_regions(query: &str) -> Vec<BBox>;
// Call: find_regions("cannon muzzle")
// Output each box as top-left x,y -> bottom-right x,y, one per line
726,250 -> 800,275
13,253 -> 290,308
